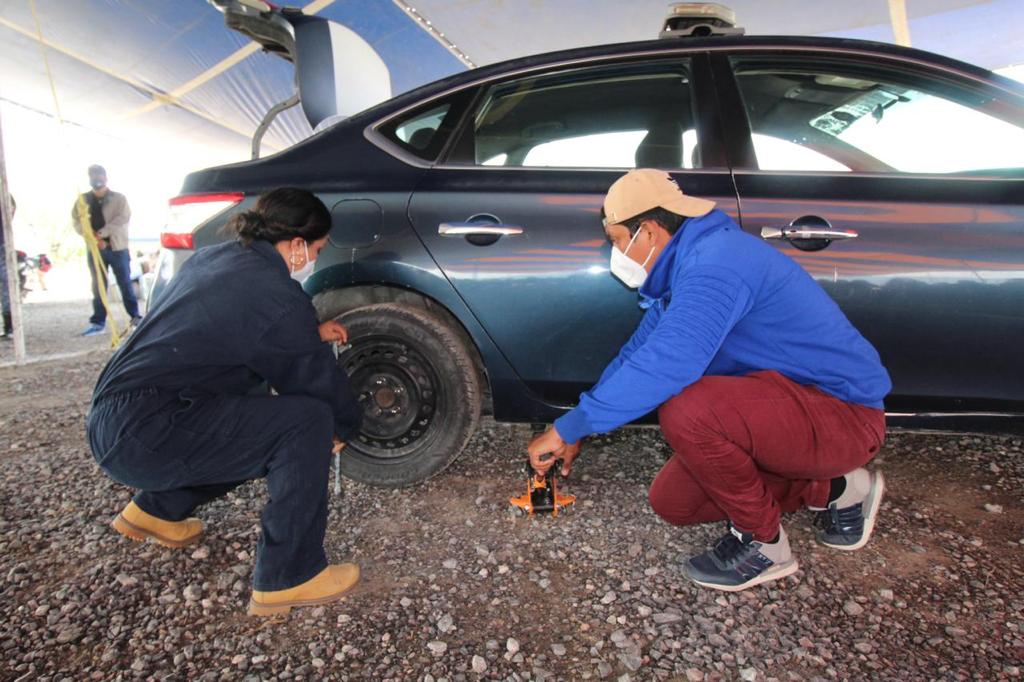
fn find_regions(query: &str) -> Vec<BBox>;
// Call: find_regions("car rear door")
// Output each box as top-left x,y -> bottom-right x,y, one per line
402,54 -> 740,410
710,50 -> 1024,412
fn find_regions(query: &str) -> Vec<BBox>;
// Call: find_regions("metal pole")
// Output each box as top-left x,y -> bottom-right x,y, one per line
0,106 -> 26,364
887,0 -> 912,47
332,340 -> 343,497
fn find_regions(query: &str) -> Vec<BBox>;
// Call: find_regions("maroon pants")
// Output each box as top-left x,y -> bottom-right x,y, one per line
648,371 -> 885,542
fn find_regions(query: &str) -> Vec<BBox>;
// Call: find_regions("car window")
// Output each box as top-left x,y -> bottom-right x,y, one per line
449,61 -> 701,169
731,58 -> 1024,174
377,92 -> 473,162
750,133 -> 850,172
395,103 -> 450,151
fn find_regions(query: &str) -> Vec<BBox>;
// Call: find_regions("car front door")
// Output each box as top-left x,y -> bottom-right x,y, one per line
404,55 -> 739,413
712,51 -> 1024,412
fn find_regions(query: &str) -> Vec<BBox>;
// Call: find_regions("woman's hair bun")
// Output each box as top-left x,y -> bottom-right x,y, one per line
224,188 -> 331,247
231,210 -> 268,243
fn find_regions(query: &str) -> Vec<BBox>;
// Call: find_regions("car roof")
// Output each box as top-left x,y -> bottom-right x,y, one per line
339,33 -> 1021,131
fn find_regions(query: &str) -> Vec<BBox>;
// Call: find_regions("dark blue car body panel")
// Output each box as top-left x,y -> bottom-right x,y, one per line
162,35 -> 1024,428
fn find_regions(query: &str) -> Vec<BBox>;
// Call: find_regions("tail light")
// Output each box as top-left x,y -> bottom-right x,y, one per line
161,193 -> 245,249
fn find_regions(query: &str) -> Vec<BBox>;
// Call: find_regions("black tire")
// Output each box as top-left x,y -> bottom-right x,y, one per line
332,303 -> 481,487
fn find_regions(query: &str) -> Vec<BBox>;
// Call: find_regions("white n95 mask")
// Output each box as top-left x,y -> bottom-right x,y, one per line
290,241 -> 315,282
609,228 -> 654,289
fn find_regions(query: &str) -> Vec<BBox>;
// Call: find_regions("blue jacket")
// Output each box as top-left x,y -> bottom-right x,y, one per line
92,239 -> 361,441
554,209 -> 891,444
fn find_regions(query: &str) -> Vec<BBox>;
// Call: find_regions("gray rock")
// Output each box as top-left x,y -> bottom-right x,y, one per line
619,653 -> 643,671
56,626 -> 82,644
707,633 -> 728,648
471,655 -> 486,673
427,641 -> 447,655
114,573 -> 137,588
843,601 -> 865,616
506,637 -> 520,655
551,643 -> 566,657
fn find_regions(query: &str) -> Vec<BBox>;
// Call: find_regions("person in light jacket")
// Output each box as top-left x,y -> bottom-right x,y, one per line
72,164 -> 140,335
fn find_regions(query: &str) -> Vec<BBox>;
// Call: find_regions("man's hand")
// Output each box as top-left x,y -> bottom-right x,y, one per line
527,426 -> 581,477
556,440 -> 582,477
318,320 -> 349,344
332,438 -> 346,455
96,238 -> 109,250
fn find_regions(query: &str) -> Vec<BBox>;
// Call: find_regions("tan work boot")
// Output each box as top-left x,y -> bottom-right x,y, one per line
111,501 -> 203,548
248,563 -> 360,617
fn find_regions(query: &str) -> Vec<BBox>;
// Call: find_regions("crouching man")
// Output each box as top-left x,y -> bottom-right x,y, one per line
528,169 -> 891,592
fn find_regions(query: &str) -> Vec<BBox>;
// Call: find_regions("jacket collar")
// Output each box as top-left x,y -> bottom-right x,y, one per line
250,239 -> 290,277
638,209 -> 730,304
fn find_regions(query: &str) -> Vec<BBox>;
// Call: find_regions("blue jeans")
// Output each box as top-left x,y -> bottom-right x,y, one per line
88,248 -> 139,324
87,387 -> 335,591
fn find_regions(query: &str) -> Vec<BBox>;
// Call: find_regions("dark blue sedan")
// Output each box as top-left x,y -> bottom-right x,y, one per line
152,6 -> 1024,486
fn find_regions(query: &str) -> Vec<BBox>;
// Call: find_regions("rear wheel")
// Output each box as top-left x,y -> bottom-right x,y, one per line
332,303 -> 481,487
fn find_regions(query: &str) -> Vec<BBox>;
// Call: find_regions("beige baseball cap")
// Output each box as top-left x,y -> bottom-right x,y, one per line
602,168 -> 715,227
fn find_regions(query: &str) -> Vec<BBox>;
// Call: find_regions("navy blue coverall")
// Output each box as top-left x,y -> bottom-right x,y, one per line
86,239 -> 361,591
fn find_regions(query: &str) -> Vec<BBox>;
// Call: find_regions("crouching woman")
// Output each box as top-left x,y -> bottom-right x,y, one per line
87,187 -> 362,616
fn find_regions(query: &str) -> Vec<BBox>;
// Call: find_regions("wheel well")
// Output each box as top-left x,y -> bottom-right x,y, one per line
313,284 -> 493,414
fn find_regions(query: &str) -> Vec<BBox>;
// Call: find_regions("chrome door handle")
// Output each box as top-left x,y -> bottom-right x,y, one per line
438,223 -> 524,237
761,227 -> 858,240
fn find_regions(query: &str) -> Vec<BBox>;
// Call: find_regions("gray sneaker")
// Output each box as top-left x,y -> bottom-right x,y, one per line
683,524 -> 798,592
815,469 -> 885,551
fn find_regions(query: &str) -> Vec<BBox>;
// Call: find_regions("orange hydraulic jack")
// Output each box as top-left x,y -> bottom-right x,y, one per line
509,460 -> 575,517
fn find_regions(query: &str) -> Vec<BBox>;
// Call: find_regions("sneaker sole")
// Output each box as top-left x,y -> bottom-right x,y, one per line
247,577 -> 360,617
822,470 -> 886,552
111,514 -> 202,549
686,559 -> 799,593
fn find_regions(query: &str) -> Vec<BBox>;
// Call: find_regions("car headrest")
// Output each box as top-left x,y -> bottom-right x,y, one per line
408,127 -> 436,151
635,121 -> 682,168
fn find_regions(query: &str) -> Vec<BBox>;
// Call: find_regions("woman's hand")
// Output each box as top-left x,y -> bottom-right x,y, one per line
318,320 -> 348,344
332,437 -> 346,455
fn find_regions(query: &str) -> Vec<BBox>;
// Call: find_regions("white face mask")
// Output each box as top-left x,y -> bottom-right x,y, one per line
290,241 -> 315,282
609,227 -> 654,289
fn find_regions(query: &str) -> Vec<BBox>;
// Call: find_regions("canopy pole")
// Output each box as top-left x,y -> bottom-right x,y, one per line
0,106 -> 26,364
252,93 -> 300,160
887,0 -> 912,47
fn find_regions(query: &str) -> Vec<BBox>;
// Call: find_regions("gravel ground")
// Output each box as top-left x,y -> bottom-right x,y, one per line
1,303 -> 1022,681
0,296 -> 131,366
